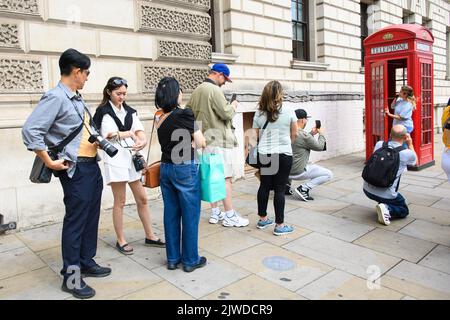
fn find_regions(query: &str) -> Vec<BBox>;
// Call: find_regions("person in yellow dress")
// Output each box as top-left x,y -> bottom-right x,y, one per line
442,98 -> 450,182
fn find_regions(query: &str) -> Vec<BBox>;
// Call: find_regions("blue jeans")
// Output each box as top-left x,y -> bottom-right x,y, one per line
363,189 -> 409,218
160,161 -> 201,267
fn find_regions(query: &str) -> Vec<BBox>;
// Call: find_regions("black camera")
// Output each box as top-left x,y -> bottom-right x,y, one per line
132,153 -> 146,171
88,134 -> 118,158
315,120 -> 321,129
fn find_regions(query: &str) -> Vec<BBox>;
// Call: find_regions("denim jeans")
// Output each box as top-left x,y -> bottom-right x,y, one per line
160,161 -> 201,267
363,189 -> 409,218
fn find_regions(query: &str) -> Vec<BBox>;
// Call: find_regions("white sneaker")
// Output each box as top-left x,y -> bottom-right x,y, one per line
209,211 -> 225,224
222,211 -> 249,227
376,204 -> 391,226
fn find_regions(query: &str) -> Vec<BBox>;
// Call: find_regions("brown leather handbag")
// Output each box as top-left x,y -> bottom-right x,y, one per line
143,110 -> 171,188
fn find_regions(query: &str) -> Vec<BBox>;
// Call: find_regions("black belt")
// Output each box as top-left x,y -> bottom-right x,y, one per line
77,156 -> 96,163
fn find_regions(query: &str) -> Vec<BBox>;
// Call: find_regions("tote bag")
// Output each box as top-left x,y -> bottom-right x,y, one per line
199,153 -> 226,203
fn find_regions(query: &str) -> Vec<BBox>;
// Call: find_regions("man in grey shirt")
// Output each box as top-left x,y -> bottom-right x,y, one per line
22,49 -> 110,299
287,109 -> 332,201
363,125 -> 417,226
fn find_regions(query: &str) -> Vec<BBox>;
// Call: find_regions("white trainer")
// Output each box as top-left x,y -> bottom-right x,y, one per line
222,211 -> 249,227
376,203 -> 391,226
209,211 -> 225,224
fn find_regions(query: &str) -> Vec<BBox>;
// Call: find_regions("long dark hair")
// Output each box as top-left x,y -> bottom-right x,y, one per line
99,76 -> 128,107
258,81 -> 284,122
155,77 -> 181,113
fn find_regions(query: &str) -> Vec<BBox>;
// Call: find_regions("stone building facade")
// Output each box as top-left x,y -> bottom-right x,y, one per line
0,0 -> 449,229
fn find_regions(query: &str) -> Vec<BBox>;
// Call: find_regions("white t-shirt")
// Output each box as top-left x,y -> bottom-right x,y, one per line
363,140 -> 417,199
252,107 -> 297,156
100,102 -> 144,168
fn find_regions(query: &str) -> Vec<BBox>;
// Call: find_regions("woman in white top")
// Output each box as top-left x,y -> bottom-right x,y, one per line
93,77 -> 165,255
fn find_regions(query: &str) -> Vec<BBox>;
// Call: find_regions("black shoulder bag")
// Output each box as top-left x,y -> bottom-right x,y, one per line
245,119 -> 269,169
29,122 -> 83,184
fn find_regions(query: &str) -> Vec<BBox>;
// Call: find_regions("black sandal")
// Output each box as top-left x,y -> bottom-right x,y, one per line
144,238 -> 166,248
116,242 -> 134,255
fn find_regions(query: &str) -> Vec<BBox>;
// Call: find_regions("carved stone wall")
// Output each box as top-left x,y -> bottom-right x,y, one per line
150,0 -> 210,9
143,66 -> 207,93
0,59 -> 43,93
158,40 -> 211,61
0,0 -> 39,15
139,4 -> 210,38
0,24 -> 20,49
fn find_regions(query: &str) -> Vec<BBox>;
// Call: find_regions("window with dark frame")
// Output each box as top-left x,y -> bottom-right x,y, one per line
360,3 -> 368,66
292,0 -> 309,61
209,0 -> 216,53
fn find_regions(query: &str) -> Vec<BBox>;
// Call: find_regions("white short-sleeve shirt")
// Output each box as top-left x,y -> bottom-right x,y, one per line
100,101 -> 145,168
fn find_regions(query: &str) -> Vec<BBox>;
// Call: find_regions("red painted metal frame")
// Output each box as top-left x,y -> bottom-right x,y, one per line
363,24 -> 434,169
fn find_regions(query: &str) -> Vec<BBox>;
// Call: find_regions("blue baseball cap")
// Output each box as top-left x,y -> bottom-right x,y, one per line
211,63 -> 232,82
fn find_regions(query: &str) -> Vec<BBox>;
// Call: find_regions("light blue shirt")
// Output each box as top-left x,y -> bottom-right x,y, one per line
252,108 -> 297,156
393,98 -> 414,133
22,82 -> 96,178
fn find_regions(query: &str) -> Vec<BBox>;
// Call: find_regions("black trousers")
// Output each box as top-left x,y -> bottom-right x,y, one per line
59,161 -> 103,277
257,153 -> 293,224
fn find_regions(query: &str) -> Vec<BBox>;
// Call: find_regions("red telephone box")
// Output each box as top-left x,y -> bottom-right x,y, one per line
364,24 -> 434,170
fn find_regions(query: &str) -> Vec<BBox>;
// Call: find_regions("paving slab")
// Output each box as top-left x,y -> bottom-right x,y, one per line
332,205 -> 414,232
301,185 -> 353,200
381,261 -> 450,299
325,179 -> 363,192
234,213 -> 312,246
202,275 -> 306,300
199,229 -> 262,258
119,240 -> 166,271
152,252 -> 250,299
418,245 -> 450,275
353,228 -> 436,263
225,243 -> 333,292
430,197 -> 450,211
0,267 -> 71,300
99,220 -> 164,247
0,234 -> 26,253
86,256 -> 162,300
408,204 -> 450,226
120,280 -> 194,300
403,185 -> 450,199
285,197 -> 351,214
283,233 -> 401,279
37,240 -> 123,275
399,220 -> 450,246
338,191 -> 381,209
297,269 -> 404,300
284,208 -> 374,242
16,223 -> 62,252
0,246 -> 46,280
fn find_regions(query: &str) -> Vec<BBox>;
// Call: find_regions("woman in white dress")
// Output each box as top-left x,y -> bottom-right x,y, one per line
93,77 -> 165,255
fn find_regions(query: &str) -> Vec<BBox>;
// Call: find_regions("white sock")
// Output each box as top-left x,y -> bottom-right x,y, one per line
225,209 -> 235,218
211,207 -> 221,215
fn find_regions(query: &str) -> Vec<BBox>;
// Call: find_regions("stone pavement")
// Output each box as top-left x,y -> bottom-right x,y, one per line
1,135 -> 449,300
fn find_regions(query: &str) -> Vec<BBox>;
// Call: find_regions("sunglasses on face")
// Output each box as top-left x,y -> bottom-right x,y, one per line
112,78 -> 128,86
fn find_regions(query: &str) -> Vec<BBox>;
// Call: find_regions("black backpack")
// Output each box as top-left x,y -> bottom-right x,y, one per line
362,142 -> 404,188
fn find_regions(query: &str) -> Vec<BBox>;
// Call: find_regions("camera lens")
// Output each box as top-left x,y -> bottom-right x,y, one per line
99,139 -> 118,157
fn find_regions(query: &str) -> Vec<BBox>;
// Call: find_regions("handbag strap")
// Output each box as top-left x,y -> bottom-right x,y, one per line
256,119 -> 270,147
146,110 -> 172,163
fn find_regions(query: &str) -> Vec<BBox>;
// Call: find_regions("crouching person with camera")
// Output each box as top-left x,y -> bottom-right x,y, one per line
22,49 -> 111,299
93,77 -> 165,257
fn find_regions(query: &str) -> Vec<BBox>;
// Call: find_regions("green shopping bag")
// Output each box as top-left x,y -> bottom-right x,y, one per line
199,153 -> 226,203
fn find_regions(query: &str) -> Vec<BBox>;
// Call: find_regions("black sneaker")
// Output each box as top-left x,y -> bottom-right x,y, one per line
285,184 -> 293,195
295,186 -> 314,201
81,264 -> 112,278
61,278 -> 96,299
183,256 -> 207,273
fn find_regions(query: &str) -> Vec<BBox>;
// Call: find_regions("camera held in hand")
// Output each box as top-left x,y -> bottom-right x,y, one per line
132,152 -> 146,171
88,134 -> 118,158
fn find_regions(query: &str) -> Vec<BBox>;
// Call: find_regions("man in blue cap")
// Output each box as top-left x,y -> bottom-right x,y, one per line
186,63 -> 249,228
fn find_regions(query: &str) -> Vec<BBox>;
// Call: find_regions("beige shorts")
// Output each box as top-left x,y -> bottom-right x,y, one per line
204,146 -> 241,179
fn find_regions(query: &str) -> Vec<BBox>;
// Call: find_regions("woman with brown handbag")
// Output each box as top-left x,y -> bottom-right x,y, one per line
155,77 -> 207,272
93,77 -> 165,255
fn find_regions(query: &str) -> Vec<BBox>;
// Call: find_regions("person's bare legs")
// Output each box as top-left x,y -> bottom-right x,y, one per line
210,178 -> 233,211
128,180 -> 159,241
110,182 -> 129,247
